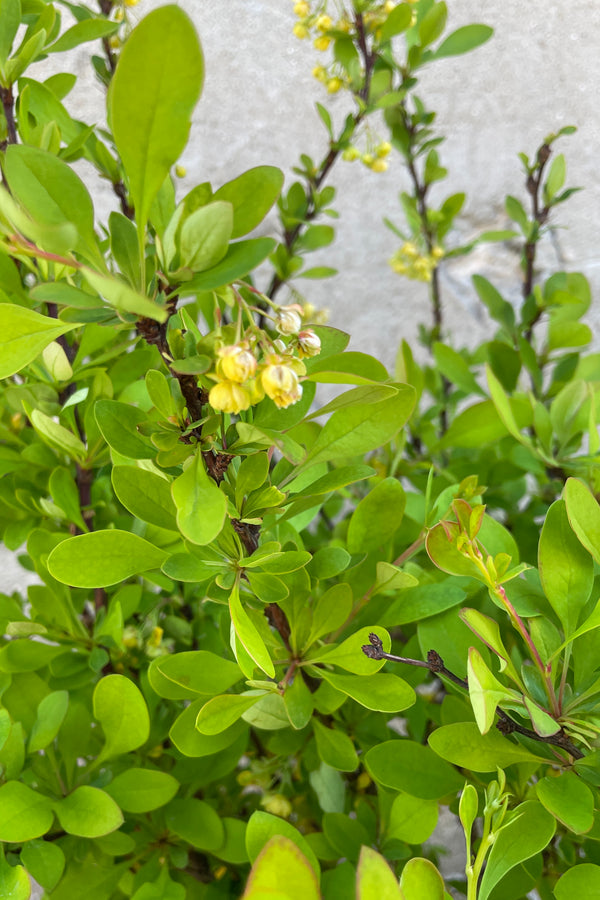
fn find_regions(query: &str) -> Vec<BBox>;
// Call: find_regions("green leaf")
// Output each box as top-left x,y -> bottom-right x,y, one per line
478,801 -> 556,900
307,583 -> 353,645
382,581 -> 466,627
347,477 -> 405,553
212,166 -> 284,238
245,812 -> 320,878
308,626 -> 391,674
539,499 -> 593,636
28,690 -> 68,753
196,693 -> 262,735
53,786 -> 123,838
93,674 -> 150,759
170,701 -> 247,757
84,268 -> 168,321
468,647 -> 521,734
564,477 -> 600,565
440,398 -> 531,449
0,304 -> 80,379
0,782 -> 53,842
431,24 -> 493,59
105,768 -> 179,813
171,451 -> 227,545
4,144 -> 102,265
178,201 -> 233,271
313,719 -> 359,772
112,466 -> 178,531
229,583 -> 275,678
47,530 -> 169,588
165,797 -> 224,850
301,385 -> 415,469
30,409 -> 87,462
95,399 -> 154,459
109,5 -> 203,231
433,343 -> 484,395
131,868 -> 185,900
48,18 -> 119,53
20,840 -> 65,893
283,673 -> 313,730
365,740 -> 463,800
182,237 -> 276,292
379,3 -> 413,42
356,845 -> 402,899
305,351 -> 389,385
486,364 -> 529,444
399,858 -> 445,900
0,857 -> 30,900
426,522 -> 488,582
319,670 -> 415,713
386,793 -> 438,845
536,771 -> 594,834
428,722 -> 545,771
149,650 -> 242,699
554,865 -> 600,899
243,836 -> 320,900
307,546 -> 351,580
0,0 -> 20,66
109,211 -> 141,288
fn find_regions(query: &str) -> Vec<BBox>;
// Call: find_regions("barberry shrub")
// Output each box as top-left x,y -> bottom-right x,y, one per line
0,2 -> 599,899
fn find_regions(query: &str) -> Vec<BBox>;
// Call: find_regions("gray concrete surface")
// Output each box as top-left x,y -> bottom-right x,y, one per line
2,1 -> 599,590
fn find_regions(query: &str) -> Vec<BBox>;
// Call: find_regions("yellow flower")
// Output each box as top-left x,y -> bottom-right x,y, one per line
297,329 -> 321,358
124,0 -> 139,6
261,364 -> 302,408
312,65 -> 328,82
327,77 -> 343,94
293,22 -> 309,39
261,794 -> 293,818
313,35 -> 331,51
209,381 -> 251,414
293,1 -> 310,16
370,158 -> 388,173
376,141 -> 392,158
315,14 -> 332,31
275,305 -> 303,336
109,35 -> 121,49
431,245 -> 445,260
175,164 -> 187,178
216,345 -> 257,383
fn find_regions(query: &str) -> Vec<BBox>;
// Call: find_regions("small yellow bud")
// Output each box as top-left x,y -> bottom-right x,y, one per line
342,146 -> 361,161
109,35 -> 121,49
384,1 -> 396,12
114,7 -> 124,22
370,158 -> 388,173
431,245 -> 445,260
361,153 -> 374,167
297,329 -> 321,358
261,793 -> 293,818
293,22 -> 309,39
147,626 -> 163,649
337,17 -> 351,33
124,0 -> 139,6
326,77 -> 343,94
313,35 -> 331,51
209,380 -> 252,415
175,164 -> 186,178
293,1 -> 310,15
217,345 -> 257,383
356,771 -> 372,791
402,241 -> 419,258
376,141 -> 392,158
275,305 -> 303,336
315,13 -> 332,31
312,65 -> 328,82
261,364 -> 302,408
122,626 -> 140,649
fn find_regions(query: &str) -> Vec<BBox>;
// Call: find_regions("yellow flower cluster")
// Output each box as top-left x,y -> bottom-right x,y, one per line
389,241 -> 444,283
343,141 -> 391,172
293,2 -> 354,92
208,306 -> 322,415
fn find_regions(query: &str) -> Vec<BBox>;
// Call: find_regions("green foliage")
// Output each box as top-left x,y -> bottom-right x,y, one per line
0,1 -> 597,898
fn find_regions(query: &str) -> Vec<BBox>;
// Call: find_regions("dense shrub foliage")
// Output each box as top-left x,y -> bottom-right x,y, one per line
1,1 -> 599,898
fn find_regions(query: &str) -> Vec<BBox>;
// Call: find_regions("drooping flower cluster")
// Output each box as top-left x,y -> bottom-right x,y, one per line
207,304 -> 322,416
343,140 -> 391,173
389,241 -> 444,283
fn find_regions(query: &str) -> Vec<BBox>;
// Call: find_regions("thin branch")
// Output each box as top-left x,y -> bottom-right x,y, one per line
362,633 -> 584,760
0,85 -> 17,148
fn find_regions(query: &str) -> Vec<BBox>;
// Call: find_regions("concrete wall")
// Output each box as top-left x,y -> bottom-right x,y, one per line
2,1 -> 599,590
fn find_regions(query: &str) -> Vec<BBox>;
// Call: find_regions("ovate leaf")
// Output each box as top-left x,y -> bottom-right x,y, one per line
0,304 -> 80,379
93,674 -> 150,759
47,531 -> 169,588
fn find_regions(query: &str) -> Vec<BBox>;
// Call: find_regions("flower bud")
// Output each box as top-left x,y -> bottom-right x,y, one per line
217,345 -> 257,383
261,364 -> 303,408
342,146 -> 361,162
312,65 -> 328,82
293,1 -> 310,16
297,329 -> 321,358
209,381 -> 252,415
293,22 -> 309,39
315,14 -> 332,31
313,35 -> 331,51
175,164 -> 187,178
327,77 -> 343,94
376,141 -> 392,158
275,305 -> 302,335
370,158 -> 388,173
